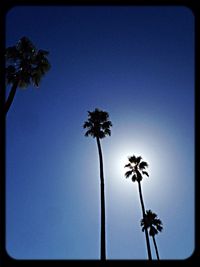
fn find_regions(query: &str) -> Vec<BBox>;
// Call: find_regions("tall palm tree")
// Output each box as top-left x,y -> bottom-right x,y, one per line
141,210 -> 163,260
5,36 -> 51,115
124,155 -> 152,260
83,108 -> 112,260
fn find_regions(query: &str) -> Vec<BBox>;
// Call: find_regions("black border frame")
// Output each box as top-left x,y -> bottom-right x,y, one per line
0,0 -> 199,266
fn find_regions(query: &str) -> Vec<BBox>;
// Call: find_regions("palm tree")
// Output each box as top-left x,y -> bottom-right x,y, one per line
141,210 -> 163,260
5,36 -> 51,115
83,108 -> 112,260
124,155 -> 152,260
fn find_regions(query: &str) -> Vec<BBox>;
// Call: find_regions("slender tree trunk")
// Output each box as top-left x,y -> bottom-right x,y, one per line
152,235 -> 160,260
96,137 -> 106,260
4,81 -> 18,115
137,181 -> 152,260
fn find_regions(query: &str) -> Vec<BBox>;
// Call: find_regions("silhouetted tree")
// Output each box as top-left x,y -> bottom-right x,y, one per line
5,36 -> 51,115
141,210 -> 163,260
124,155 -> 152,260
83,108 -> 112,260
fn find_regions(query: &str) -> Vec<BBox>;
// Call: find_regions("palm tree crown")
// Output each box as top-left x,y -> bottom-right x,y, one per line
5,36 -> 51,88
83,108 -> 112,139
141,210 -> 163,236
124,155 -> 149,182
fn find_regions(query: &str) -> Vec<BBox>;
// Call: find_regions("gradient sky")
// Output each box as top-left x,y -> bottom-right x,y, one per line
6,6 -> 194,260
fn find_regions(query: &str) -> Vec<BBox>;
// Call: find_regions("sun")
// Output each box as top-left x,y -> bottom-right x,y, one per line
105,136 -> 165,198
109,144 -> 153,178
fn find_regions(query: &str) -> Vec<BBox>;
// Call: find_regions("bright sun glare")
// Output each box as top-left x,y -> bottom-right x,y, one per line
112,146 -> 154,177
106,136 -> 166,200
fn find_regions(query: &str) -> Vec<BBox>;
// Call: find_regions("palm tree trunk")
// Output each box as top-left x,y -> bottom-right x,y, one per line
152,235 -> 160,260
96,137 -> 106,260
137,181 -> 152,260
4,81 -> 18,115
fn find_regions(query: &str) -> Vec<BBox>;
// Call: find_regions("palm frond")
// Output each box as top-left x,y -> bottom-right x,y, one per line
128,155 -> 137,164
6,65 -> 17,85
136,170 -> 142,181
142,171 -> 149,177
140,218 -> 145,226
18,70 -> 33,88
155,218 -> 162,225
149,226 -> 158,236
140,219 -> 145,231
104,128 -> 111,137
37,49 -> 49,56
5,46 -> 20,61
125,170 -> 133,178
124,163 -> 131,168
83,121 -> 92,129
84,129 -> 94,137
99,131 -> 106,139
17,36 -> 36,55
139,161 -> 148,170
156,225 -> 163,232
31,73 -> 41,87
102,120 -> 112,130
131,174 -> 137,182
146,210 -> 156,220
146,209 -> 153,215
136,156 -> 142,164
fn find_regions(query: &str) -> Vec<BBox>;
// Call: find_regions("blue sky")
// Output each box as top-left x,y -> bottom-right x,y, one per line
6,6 -> 194,260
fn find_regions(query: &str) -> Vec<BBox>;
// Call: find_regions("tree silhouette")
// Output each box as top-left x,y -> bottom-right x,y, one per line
5,36 -> 51,115
124,155 -> 152,260
141,209 -> 163,260
83,108 -> 112,260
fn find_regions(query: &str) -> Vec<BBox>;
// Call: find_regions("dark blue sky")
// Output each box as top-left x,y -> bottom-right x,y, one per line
6,6 -> 194,259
